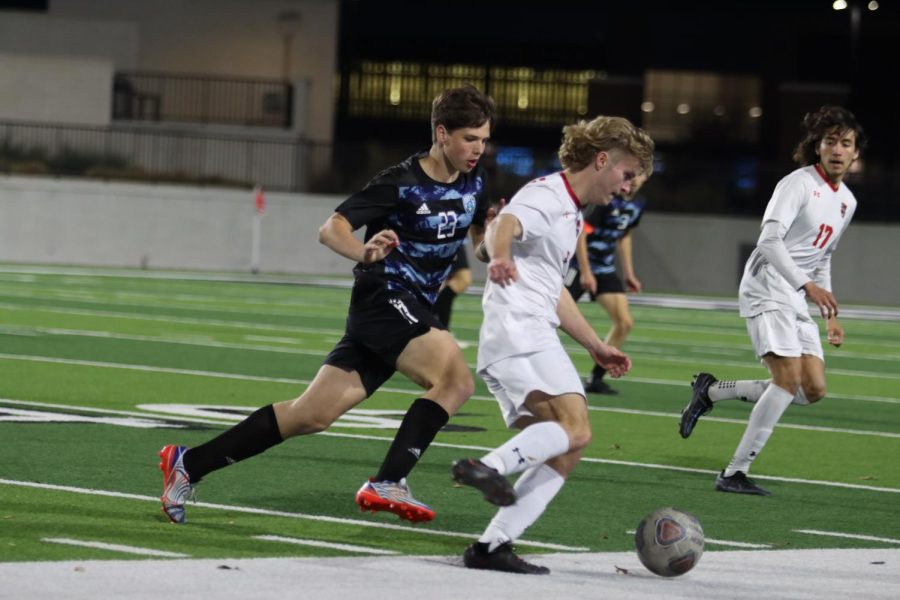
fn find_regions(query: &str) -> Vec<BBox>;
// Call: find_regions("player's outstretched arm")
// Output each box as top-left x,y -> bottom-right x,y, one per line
319,212 -> 398,264
557,287 -> 632,378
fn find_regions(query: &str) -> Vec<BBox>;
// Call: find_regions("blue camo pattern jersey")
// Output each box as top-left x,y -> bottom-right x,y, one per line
579,195 -> 646,276
335,152 -> 488,305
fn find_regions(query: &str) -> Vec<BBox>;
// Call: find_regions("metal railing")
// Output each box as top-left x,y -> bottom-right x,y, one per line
1,119 -> 898,222
113,72 -> 293,128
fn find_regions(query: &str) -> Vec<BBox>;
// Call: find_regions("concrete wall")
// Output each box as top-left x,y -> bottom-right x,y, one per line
1,176 -> 897,306
0,0 -> 338,141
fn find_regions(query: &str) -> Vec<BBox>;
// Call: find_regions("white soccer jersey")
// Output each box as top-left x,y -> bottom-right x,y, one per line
477,172 -> 584,370
739,164 -> 857,317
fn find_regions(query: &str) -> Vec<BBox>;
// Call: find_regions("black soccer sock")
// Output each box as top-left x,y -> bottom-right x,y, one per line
433,286 -> 457,328
374,398 -> 450,482
183,404 -> 283,483
591,364 -> 606,382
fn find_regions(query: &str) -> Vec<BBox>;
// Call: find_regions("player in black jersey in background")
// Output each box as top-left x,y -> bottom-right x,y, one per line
565,171 -> 649,394
158,85 -> 495,524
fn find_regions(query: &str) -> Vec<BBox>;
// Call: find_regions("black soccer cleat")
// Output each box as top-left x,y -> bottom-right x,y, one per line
679,372 -> 717,438
463,542 -> 550,575
451,458 -> 516,507
583,377 -> 618,395
715,470 -> 771,496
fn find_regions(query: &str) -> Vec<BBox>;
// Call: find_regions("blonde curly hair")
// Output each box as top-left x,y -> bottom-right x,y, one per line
558,116 -> 654,175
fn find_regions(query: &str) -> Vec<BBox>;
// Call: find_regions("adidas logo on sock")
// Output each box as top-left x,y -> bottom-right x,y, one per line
408,447 -> 422,459
416,203 -> 431,215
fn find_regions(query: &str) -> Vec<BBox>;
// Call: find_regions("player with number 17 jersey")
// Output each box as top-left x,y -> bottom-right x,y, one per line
739,163 -> 856,318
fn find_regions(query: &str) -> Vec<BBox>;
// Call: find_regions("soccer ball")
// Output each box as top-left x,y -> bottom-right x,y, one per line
634,506 -> 704,577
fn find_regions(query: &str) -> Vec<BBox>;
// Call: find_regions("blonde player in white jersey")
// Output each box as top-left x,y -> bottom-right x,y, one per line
679,106 -> 867,496
450,116 -> 654,574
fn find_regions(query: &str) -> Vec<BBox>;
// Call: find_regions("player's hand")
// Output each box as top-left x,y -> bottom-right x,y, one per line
826,319 -> 844,347
803,282 -> 839,319
625,274 -> 642,294
588,343 -> 632,378
487,257 -> 518,287
580,271 -> 598,295
362,229 -> 399,264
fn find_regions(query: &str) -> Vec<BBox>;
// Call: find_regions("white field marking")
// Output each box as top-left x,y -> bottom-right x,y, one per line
41,537 -> 189,558
0,479 -> 586,553
624,530 -> 771,549
0,287 -> 337,319
6,323 -> 899,390
0,303 -> 346,337
794,529 -> 900,545
5,263 -> 899,319
253,535 -> 400,555
621,333 -> 900,361
0,326 -> 332,358
0,399 -> 403,430
4,395 -> 894,496
243,335 -> 303,344
585,406 -> 900,439
560,340 -> 900,380
0,406 -> 185,429
321,432 -> 900,495
2,352 -> 898,435
3,299 -> 897,365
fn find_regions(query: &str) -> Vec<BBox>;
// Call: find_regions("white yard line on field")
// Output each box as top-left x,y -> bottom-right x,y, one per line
253,535 -> 400,555
793,529 -> 900,545
41,537 -> 189,558
0,478 -> 587,552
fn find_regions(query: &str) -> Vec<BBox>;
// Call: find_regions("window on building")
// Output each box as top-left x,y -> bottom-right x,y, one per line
641,70 -> 762,145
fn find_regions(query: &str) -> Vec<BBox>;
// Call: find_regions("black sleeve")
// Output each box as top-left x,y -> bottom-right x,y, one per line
472,168 -> 490,228
334,183 -> 398,230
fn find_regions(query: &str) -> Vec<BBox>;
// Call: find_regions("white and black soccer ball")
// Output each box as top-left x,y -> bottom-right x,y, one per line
634,506 -> 704,577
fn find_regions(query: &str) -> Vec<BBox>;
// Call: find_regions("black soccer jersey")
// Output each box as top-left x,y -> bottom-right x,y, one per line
578,195 -> 646,276
335,152 -> 489,305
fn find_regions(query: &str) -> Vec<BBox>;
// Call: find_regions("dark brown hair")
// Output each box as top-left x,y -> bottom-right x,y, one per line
431,85 -> 496,140
792,106 -> 867,166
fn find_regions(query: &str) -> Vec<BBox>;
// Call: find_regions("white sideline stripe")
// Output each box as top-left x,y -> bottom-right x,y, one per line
0,479 -> 586,552
1,397 -> 898,495
254,535 -> 400,555
41,537 -> 189,558
2,353 -> 898,438
625,530 -> 771,549
585,406 -> 900,440
794,529 -> 900,545
0,303 -> 344,337
6,263 -> 900,319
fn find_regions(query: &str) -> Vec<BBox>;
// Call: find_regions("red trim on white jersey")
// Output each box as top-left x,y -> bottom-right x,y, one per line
559,171 -> 583,209
814,164 -> 840,192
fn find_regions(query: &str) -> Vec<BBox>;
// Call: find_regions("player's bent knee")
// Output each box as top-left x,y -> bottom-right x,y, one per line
566,427 -> 593,451
803,384 -> 826,403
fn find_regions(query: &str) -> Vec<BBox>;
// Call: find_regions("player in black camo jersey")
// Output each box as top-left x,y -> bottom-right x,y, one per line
159,85 -> 495,524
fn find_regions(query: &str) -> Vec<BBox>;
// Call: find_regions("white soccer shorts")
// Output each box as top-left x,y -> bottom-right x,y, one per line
478,345 -> 585,428
746,308 -> 824,361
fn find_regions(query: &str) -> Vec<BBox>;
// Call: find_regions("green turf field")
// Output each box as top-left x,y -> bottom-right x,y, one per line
1,264 -> 898,563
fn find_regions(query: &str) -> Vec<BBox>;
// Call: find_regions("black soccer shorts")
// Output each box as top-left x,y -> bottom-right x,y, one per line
324,275 -> 446,397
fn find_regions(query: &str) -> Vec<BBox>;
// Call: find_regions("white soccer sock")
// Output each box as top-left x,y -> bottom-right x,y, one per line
480,421 -> 570,476
709,379 -> 769,403
478,463 -> 565,551
709,379 -> 810,406
723,384 -> 794,476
